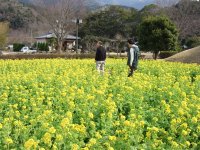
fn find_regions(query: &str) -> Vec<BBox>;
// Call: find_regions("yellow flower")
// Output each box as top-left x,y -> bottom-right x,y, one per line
161,100 -> 166,105
180,123 -> 188,129
146,131 -> 151,139
42,123 -> 49,128
72,124 -> 86,133
130,114 -> 136,119
90,121 -> 96,128
86,138 -> 96,147
69,101 -> 75,109
165,105 -> 171,113
95,132 -> 102,139
52,144 -> 58,149
182,130 -> 188,136
171,119 -> 176,125
109,136 -> 116,141
0,123 -> 2,129
87,95 -> 95,100
152,127 -> 159,132
120,115 -> 126,120
14,120 -> 23,127
15,111 -> 21,118
177,118 -> 181,123
88,112 -> 94,119
191,117 -> 197,123
5,138 -> 13,144
113,121 -> 120,126
169,92 -> 173,96
167,137 -> 172,141
56,134 -> 63,141
140,121 -> 145,127
42,132 -> 51,144
178,108 -> 184,115
72,144 -> 79,150
61,118 -> 70,128
181,92 -> 187,98
153,117 -> 158,122
185,141 -> 190,147
181,101 -> 187,108
124,120 -> 131,127
108,147 -> 114,150
138,115 -> 143,119
48,127 -> 56,134
44,110 -> 52,116
22,106 -> 27,110
108,112 -> 113,119
13,104 -> 18,109
66,111 -> 72,119
24,139 -> 38,149
171,141 -> 179,148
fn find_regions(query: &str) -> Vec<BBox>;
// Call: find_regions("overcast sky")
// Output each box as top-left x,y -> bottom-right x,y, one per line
98,0 -> 155,9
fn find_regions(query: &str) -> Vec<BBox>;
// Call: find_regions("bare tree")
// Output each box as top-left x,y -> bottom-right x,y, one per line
168,0 -> 200,38
35,0 -> 85,53
155,0 -> 200,38
0,22 -> 9,49
155,0 -> 180,7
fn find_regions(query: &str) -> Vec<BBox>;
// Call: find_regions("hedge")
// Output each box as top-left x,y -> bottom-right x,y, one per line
159,51 -> 178,59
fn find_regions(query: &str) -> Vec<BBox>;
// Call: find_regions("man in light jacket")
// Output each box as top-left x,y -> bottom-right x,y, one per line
127,39 -> 139,77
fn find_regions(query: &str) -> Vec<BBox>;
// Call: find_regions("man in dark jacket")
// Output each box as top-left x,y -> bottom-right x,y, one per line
95,41 -> 106,74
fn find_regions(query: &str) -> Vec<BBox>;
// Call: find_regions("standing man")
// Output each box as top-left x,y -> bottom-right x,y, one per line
127,39 -> 139,77
95,41 -> 106,74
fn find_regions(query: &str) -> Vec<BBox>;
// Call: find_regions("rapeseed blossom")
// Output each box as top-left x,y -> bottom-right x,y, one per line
0,59 -> 199,149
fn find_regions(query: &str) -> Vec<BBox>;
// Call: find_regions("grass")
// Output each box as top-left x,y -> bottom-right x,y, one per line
165,46 -> 200,64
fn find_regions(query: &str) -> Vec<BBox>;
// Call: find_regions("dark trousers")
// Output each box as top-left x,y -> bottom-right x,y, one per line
128,66 -> 134,77
128,66 -> 136,77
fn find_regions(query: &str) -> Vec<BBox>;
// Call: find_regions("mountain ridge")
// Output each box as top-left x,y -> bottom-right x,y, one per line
18,0 -> 155,10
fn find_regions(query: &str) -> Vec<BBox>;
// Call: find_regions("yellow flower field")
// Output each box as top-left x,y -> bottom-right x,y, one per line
0,59 -> 199,149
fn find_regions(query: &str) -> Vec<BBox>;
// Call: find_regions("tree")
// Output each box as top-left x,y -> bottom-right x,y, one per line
79,5 -> 137,39
35,0 -> 85,53
138,16 -> 178,59
0,0 -> 35,30
156,0 -> 200,39
168,0 -> 200,39
0,22 -> 9,49
155,0 -> 179,7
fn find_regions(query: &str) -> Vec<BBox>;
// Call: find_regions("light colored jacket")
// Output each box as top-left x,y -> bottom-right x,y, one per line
130,44 -> 139,65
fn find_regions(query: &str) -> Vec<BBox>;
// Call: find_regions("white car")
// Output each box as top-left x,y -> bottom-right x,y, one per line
21,46 -> 37,53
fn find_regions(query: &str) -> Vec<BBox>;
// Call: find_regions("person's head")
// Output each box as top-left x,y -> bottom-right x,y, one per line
96,41 -> 103,48
127,39 -> 135,48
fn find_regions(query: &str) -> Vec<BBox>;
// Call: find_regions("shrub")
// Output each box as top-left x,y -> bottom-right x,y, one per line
13,43 -> 24,52
0,53 -> 129,60
185,36 -> 200,48
159,51 -> 178,59
37,43 -> 49,51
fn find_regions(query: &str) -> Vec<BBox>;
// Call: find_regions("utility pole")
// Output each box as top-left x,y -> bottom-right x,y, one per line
75,18 -> 82,53
30,28 -> 33,46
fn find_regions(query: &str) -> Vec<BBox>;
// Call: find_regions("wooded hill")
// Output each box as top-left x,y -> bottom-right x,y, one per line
0,0 -> 42,30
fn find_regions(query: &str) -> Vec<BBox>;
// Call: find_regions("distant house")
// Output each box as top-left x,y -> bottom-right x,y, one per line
35,33 -> 80,50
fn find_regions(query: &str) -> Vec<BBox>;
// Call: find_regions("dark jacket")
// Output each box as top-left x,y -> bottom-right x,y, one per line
95,46 -> 106,61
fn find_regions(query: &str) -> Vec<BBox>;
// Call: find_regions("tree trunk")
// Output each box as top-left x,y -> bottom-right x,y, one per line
153,51 -> 159,60
57,40 -> 63,53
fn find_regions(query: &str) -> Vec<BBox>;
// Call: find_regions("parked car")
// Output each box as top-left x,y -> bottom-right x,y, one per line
20,46 -> 37,53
